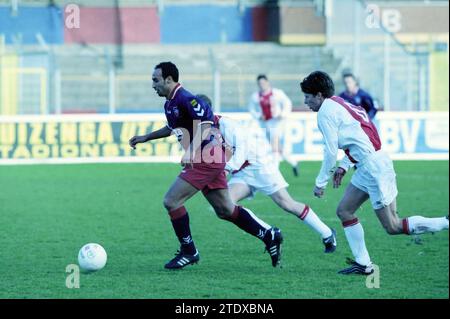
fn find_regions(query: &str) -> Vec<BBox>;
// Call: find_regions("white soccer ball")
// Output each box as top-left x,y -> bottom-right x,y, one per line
78,243 -> 107,272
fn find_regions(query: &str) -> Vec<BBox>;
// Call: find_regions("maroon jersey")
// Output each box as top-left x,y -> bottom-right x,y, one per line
164,84 -> 215,148
165,84 -> 224,165
259,90 -> 274,121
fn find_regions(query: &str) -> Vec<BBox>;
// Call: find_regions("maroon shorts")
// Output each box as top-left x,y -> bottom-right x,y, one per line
178,162 -> 228,195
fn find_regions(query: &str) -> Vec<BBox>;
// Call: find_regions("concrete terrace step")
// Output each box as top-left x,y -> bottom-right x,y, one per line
50,43 -> 341,112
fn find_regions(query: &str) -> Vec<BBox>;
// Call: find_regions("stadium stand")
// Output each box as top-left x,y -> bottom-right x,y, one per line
0,0 -> 447,114
52,43 -> 341,113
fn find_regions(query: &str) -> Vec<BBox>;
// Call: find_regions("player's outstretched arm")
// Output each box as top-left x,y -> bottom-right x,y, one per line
129,125 -> 172,149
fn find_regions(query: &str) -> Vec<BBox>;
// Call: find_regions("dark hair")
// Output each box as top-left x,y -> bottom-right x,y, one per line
257,74 -> 268,81
342,72 -> 359,86
300,71 -> 335,98
342,72 -> 356,80
196,94 -> 212,107
155,61 -> 179,82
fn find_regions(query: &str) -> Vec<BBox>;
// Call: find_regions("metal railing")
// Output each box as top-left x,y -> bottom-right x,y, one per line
1,43 -> 340,114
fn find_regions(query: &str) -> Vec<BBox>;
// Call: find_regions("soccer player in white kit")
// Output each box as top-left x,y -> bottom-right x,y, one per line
197,94 -> 337,253
299,71 -> 449,275
248,75 -> 299,176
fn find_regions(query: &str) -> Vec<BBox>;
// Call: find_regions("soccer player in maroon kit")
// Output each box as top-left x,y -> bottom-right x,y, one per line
129,62 -> 283,269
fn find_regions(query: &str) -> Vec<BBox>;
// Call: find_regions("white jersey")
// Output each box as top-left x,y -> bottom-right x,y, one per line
218,115 -> 289,196
316,96 -> 382,188
217,116 -> 275,172
248,88 -> 292,121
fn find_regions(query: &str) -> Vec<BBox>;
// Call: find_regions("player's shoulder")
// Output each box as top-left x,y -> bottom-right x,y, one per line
338,91 -> 348,99
178,87 -> 208,107
358,89 -> 373,99
321,97 -> 341,111
272,88 -> 286,95
177,86 -> 195,101
272,88 -> 292,105
318,98 -> 342,119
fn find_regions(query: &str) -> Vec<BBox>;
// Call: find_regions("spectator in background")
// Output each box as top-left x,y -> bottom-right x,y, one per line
339,73 -> 378,120
248,74 -> 299,177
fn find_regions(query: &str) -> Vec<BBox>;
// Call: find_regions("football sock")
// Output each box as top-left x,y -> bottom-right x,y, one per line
298,205 -> 333,239
402,216 -> 449,235
168,206 -> 196,255
343,218 -> 371,266
225,206 -> 272,243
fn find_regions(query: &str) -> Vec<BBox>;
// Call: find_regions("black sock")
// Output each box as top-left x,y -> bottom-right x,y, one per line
226,206 -> 271,242
169,206 -> 196,255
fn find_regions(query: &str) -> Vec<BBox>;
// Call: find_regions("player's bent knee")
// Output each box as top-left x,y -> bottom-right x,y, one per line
384,223 -> 403,235
162,198 -> 172,211
386,228 -> 398,235
216,211 -> 229,219
228,192 -> 239,205
384,226 -> 398,235
336,207 -> 353,221
214,206 -> 232,219
336,207 -> 345,220
163,195 -> 180,212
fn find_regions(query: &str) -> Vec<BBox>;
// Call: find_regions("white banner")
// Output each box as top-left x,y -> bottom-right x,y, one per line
0,112 -> 448,165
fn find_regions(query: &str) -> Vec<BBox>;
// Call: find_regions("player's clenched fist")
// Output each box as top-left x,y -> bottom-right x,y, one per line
313,185 -> 324,198
129,135 -> 147,149
333,167 -> 346,188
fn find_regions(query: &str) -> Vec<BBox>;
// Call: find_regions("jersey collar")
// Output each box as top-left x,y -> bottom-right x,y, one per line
259,89 -> 272,97
168,83 -> 182,100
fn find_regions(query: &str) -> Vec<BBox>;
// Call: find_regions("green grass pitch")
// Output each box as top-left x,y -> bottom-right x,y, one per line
0,161 -> 448,299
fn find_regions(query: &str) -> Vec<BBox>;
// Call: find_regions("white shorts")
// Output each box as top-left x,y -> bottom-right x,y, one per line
351,151 -> 398,209
228,163 -> 289,199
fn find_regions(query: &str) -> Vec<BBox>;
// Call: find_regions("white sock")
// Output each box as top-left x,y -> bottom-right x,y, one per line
299,206 -> 332,239
343,219 -> 371,266
404,216 -> 449,235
